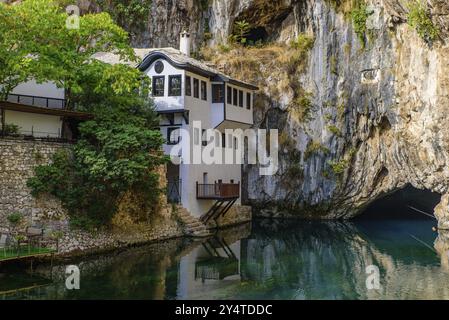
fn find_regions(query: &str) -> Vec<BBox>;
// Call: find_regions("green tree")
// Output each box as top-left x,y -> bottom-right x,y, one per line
231,20 -> 251,45
0,0 -> 136,106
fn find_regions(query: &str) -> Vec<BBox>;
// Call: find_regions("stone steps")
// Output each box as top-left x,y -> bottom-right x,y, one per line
177,207 -> 211,237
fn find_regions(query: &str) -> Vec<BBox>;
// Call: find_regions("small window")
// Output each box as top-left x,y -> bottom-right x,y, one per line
246,92 -> 251,109
233,88 -> 238,105
193,78 -> 199,98
212,84 -> 224,103
201,81 -> 207,101
152,76 -> 165,97
222,133 -> 226,148
167,127 -> 180,145
239,90 -> 243,107
154,61 -> 164,74
227,86 -> 232,104
185,76 -> 191,96
168,75 -> 182,96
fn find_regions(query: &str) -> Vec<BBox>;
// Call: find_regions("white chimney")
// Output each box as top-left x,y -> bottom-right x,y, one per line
180,30 -> 191,56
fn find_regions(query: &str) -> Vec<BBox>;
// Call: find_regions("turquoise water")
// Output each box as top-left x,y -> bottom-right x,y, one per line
1,218 -> 449,300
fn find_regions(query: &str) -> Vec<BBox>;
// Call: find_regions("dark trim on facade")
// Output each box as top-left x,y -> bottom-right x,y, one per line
139,52 -> 259,91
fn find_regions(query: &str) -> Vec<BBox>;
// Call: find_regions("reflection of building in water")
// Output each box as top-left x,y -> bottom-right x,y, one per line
177,236 -> 241,299
195,237 -> 239,281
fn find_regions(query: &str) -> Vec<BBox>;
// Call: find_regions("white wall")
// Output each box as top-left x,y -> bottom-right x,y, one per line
11,80 -> 64,99
224,84 -> 253,126
144,59 -> 185,111
5,110 -> 62,138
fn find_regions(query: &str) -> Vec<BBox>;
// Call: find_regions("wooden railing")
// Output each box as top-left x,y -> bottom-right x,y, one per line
196,182 -> 240,199
7,94 -> 66,109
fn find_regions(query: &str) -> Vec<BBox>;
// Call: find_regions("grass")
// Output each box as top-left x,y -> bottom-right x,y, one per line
0,246 -> 54,261
407,0 -> 439,42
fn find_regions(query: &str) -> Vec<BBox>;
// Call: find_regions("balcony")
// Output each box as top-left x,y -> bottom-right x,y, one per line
7,94 -> 66,109
196,182 -> 240,200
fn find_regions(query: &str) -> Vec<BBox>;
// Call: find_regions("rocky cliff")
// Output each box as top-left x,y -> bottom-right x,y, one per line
92,0 -> 449,228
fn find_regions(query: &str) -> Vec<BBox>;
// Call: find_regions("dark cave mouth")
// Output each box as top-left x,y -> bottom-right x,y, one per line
356,185 -> 441,220
246,27 -> 269,44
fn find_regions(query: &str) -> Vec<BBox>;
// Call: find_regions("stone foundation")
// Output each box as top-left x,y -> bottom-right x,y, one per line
0,139 -> 68,226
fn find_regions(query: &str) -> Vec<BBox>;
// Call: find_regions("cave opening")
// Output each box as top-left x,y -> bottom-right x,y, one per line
356,184 -> 441,220
246,27 -> 269,45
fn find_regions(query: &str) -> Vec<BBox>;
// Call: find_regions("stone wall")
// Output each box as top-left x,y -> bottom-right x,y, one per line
0,138 -> 68,228
211,205 -> 252,229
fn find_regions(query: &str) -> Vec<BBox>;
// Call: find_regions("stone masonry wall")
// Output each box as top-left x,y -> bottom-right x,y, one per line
0,138 -> 68,228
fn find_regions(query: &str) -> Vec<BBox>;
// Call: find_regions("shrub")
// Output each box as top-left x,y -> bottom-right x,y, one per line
407,0 -> 439,42
351,2 -> 370,47
305,140 -> 330,160
327,125 -> 341,136
7,212 -> 23,226
3,123 -> 20,135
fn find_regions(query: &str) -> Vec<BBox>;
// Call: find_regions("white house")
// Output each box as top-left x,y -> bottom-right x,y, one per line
135,32 -> 258,220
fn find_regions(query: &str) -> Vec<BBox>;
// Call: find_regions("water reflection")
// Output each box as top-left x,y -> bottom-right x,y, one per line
1,218 -> 449,300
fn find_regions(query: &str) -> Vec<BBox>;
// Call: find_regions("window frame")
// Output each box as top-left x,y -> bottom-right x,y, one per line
185,75 -> 192,96
201,80 -> 207,101
227,86 -> 232,104
152,76 -> 165,97
233,88 -> 238,106
246,92 -> 251,109
212,84 -> 224,103
168,74 -> 182,96
193,78 -> 199,98
238,90 -> 244,107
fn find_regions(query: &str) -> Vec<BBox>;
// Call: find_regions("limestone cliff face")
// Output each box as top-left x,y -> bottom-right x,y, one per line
98,0 -> 449,227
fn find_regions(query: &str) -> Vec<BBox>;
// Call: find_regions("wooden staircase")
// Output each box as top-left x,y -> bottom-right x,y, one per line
177,207 -> 212,238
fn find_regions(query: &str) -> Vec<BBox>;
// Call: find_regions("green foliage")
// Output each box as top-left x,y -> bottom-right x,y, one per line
327,125 -> 341,136
290,34 -> 315,51
292,92 -> 313,122
7,212 -> 23,226
96,0 -> 152,31
351,1 -> 370,48
199,0 -> 210,11
286,163 -> 304,180
3,123 -> 20,136
230,20 -> 251,45
407,0 -> 439,42
0,0 -> 135,104
328,158 -> 349,175
28,93 -> 167,230
330,55 -> 338,75
305,140 -> 330,160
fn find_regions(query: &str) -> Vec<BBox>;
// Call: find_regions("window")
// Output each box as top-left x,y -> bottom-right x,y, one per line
227,86 -> 232,104
222,133 -> 226,148
185,76 -> 191,96
167,127 -> 180,145
239,90 -> 243,107
201,81 -> 207,101
247,92 -> 251,109
193,78 -> 199,98
233,88 -> 238,105
212,84 -> 224,103
152,76 -> 165,97
168,75 -> 182,96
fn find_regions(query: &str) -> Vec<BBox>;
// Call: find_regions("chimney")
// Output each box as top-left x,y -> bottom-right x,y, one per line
179,30 -> 191,56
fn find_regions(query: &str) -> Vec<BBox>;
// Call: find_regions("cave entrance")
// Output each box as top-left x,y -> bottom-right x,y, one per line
356,185 -> 441,220
246,27 -> 269,45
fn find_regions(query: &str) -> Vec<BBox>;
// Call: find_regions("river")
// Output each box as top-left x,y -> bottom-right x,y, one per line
1,217 -> 448,300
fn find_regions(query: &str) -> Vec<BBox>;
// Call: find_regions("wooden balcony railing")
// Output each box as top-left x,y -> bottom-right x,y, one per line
196,182 -> 240,200
7,94 -> 66,109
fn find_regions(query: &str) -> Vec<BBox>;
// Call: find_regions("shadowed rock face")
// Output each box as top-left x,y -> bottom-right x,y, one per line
82,0 -> 449,224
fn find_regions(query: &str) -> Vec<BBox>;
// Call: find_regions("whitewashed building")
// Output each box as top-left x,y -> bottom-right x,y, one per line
136,32 -> 258,220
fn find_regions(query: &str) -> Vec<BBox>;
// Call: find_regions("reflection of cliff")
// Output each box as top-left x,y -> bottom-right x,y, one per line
241,220 -> 449,299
